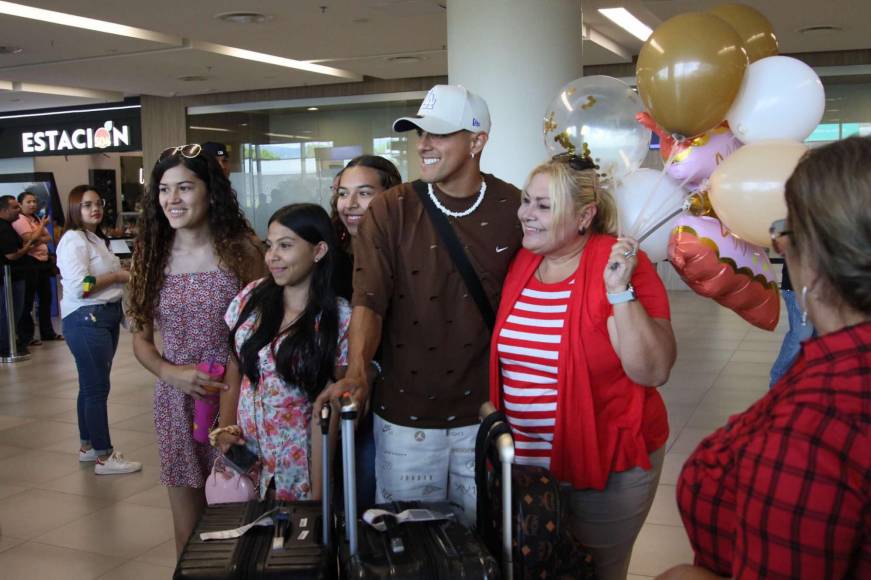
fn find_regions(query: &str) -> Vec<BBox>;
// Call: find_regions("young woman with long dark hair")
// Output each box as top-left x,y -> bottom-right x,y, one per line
57,185 -> 141,475
127,144 -> 264,555
215,203 -> 350,501
327,155 -> 401,509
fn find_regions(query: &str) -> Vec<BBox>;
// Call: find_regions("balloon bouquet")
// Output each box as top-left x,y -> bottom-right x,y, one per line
544,3 -> 824,330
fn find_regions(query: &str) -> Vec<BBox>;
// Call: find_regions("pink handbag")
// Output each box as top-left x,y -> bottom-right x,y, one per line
205,456 -> 258,505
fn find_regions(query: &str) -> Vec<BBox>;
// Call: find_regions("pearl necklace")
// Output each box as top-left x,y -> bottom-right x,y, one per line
427,178 -> 487,218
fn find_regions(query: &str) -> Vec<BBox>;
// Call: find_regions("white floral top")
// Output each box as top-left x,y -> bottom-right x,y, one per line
225,279 -> 351,500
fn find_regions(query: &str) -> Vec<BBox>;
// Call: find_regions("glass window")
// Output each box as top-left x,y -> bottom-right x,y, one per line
188,99 -> 419,236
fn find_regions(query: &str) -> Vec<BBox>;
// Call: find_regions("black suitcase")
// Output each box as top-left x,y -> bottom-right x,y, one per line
173,500 -> 260,580
246,500 -> 334,579
175,405 -> 336,579
336,396 -> 500,579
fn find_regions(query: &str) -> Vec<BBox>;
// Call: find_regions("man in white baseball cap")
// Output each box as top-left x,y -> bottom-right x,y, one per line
393,84 -> 491,135
317,85 -> 522,525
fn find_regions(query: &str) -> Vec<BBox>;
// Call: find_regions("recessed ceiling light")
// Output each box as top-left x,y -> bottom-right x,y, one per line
0,45 -> 24,55
177,75 -> 210,82
307,107 -> 319,111
598,8 -> 653,42
386,55 -> 423,63
798,24 -> 844,35
215,12 -> 271,24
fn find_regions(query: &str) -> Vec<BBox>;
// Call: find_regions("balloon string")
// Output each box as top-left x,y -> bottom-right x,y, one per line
633,171 -> 694,237
637,206 -> 685,245
625,139 -> 682,237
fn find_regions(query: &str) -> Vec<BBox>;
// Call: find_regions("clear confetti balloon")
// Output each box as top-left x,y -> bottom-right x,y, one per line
544,76 -> 651,183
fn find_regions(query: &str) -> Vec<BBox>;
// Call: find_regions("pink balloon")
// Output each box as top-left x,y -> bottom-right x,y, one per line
666,124 -> 742,191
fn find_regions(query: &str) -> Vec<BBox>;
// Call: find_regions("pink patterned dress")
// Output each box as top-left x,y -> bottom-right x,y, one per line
224,279 -> 350,500
154,270 -> 242,487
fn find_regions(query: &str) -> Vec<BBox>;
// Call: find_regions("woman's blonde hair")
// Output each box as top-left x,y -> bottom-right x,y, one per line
526,158 -> 617,235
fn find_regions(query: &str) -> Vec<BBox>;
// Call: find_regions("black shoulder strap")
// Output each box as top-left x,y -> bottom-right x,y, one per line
413,180 -> 495,330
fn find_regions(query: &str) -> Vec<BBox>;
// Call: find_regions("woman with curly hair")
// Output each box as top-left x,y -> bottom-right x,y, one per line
128,144 -> 264,555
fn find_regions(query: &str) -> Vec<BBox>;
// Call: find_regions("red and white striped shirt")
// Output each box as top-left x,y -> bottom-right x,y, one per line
495,275 -> 573,469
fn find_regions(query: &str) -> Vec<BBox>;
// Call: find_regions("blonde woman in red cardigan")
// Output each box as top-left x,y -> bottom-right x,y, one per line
489,155 -> 676,580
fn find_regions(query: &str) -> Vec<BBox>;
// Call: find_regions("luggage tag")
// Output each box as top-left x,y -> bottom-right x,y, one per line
199,507 -> 280,541
362,507 -> 455,532
271,509 -> 290,551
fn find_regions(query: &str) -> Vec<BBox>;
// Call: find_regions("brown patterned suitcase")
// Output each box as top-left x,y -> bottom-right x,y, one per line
476,405 -> 595,580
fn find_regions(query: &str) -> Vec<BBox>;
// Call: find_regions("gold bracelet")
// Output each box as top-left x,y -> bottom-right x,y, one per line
208,425 -> 241,448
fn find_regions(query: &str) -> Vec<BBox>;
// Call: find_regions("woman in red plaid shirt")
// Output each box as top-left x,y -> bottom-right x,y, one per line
660,136 -> 871,579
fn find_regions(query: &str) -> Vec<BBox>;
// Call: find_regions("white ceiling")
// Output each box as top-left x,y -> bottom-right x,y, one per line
0,0 -> 867,112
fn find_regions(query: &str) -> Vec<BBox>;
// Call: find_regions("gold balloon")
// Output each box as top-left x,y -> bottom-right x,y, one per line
708,140 -> 808,248
636,12 -> 748,139
687,191 -> 716,217
710,3 -> 779,63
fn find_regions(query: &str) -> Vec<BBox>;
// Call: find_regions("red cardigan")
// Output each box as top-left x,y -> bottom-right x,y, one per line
489,234 -> 670,490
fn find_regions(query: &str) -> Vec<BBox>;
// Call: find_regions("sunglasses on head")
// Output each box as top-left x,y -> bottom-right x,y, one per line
769,218 -> 792,256
551,152 -> 598,172
159,143 -> 202,160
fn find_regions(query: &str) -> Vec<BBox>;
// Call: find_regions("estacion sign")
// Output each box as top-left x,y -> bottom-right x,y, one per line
22,121 -> 130,153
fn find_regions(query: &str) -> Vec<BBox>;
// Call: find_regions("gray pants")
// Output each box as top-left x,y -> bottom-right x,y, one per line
564,447 -> 665,580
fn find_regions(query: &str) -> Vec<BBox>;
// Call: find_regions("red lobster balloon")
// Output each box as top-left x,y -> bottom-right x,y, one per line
669,214 -> 780,330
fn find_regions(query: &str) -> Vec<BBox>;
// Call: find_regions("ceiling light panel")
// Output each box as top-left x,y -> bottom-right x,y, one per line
0,0 -> 181,44
598,7 -> 653,42
0,1 -> 360,81
192,41 -> 361,80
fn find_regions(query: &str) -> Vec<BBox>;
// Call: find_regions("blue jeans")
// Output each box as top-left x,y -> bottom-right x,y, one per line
63,302 -> 122,454
770,289 -> 815,387
0,278 -> 25,355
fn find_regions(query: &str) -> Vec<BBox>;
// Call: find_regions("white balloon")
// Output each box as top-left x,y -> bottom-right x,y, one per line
613,169 -> 686,262
727,56 -> 825,144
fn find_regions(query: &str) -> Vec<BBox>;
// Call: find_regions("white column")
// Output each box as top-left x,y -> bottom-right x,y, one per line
447,0 -> 583,188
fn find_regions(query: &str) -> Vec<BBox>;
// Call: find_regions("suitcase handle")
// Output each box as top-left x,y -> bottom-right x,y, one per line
339,393 -> 359,556
320,403 -> 332,547
478,402 -> 515,580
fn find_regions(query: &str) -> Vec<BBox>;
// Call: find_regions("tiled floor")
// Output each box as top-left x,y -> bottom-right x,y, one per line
0,290 -> 785,579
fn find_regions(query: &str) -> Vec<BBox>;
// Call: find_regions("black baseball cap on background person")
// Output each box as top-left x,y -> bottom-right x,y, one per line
201,142 -> 228,159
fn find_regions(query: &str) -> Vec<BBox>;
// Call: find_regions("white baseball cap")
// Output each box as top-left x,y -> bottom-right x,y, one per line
393,85 -> 491,135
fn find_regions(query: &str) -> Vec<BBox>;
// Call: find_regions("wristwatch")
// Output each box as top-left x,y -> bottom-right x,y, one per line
607,284 -> 637,305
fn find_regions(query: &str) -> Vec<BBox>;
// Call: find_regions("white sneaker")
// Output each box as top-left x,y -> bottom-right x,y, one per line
95,452 -> 142,475
79,448 -> 98,462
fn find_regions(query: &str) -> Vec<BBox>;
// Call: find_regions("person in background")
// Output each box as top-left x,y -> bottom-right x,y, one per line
202,142 -> 231,179
0,195 -> 42,357
768,261 -> 814,386
56,185 -> 141,475
328,154 -> 402,510
660,136 -> 870,580
14,191 -> 63,345
491,155 -> 675,580
215,204 -> 350,501
318,85 -> 522,526
128,144 -> 264,555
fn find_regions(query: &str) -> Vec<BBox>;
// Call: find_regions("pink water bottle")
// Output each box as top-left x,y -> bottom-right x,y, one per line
192,361 -> 225,444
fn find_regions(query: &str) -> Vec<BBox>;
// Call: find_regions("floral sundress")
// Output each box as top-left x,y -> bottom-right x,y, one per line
224,279 -> 350,500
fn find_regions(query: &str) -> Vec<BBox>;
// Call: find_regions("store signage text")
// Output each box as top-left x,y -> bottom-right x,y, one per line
21,121 -> 130,154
